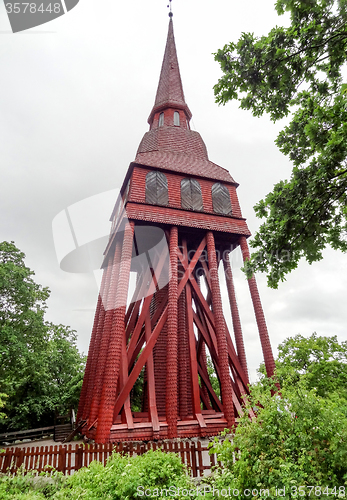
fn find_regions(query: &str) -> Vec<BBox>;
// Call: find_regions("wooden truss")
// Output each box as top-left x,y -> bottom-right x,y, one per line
77,220 -> 275,443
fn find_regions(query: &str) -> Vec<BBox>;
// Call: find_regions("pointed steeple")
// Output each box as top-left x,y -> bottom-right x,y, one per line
135,18 -> 236,185
148,19 -> 192,125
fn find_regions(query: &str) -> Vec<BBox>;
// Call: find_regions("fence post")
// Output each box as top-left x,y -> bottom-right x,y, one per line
190,442 -> 197,478
75,445 -> 83,471
58,446 -> 67,475
3,448 -> 13,472
17,448 -> 25,470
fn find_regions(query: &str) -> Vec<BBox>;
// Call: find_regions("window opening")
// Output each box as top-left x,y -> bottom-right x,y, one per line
146,171 -> 169,206
181,178 -> 203,211
211,183 -> 232,215
174,111 -> 180,126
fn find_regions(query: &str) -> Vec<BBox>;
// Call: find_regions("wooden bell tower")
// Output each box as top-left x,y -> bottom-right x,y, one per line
77,18 -> 276,443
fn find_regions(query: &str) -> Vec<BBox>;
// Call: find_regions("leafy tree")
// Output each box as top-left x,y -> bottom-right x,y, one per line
0,241 -> 85,431
0,393 -> 7,423
209,379 -> 347,497
214,0 -> 347,288
272,333 -> 347,399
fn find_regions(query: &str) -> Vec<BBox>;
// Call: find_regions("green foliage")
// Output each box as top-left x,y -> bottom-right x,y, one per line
0,394 -> 7,423
0,241 -> 85,431
274,333 -> 347,399
0,450 -> 193,499
57,449 -> 192,500
207,355 -> 220,398
214,0 -> 347,287
0,468 -> 65,499
210,379 -> 347,498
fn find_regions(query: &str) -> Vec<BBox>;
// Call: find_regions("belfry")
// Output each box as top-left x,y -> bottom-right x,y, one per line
77,17 -> 276,443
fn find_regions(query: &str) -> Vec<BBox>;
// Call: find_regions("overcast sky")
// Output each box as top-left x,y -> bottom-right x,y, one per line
1,0 -> 346,382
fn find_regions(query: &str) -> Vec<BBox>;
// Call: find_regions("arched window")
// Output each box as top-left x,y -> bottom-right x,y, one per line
159,112 -> 164,127
181,178 -> 203,211
211,183 -> 232,215
146,171 -> 169,206
174,111 -> 180,126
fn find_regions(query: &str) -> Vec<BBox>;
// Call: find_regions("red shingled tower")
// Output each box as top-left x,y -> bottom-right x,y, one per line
77,18 -> 276,443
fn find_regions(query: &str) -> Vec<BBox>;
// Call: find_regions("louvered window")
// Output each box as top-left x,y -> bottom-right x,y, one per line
181,178 -> 203,211
211,183 -> 232,215
174,111 -> 180,126
146,171 -> 169,206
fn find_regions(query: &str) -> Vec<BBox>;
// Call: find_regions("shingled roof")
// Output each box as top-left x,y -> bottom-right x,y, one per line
135,19 -> 237,185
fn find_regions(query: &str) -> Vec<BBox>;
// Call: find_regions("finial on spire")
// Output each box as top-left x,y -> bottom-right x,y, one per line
167,0 -> 173,17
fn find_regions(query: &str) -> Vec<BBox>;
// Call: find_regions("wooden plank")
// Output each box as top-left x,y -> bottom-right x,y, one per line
119,332 -> 134,429
76,445 -> 83,471
58,446 -> 66,474
113,306 -> 168,419
145,310 -> 160,433
185,280 -> 206,429
197,443 -> 203,477
126,243 -> 169,363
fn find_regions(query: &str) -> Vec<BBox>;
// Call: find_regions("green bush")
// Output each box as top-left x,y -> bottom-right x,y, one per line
0,449 -> 193,499
209,379 -> 347,499
0,468 -> 65,499
57,448 -> 193,499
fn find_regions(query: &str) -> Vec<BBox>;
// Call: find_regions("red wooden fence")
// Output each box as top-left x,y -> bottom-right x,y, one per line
0,440 -> 219,477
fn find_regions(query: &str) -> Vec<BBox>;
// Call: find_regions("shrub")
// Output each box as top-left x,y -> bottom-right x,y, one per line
209,380 -> 347,499
55,448 -> 193,499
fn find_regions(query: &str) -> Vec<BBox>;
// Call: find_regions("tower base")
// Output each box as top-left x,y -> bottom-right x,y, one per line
85,410 -> 228,442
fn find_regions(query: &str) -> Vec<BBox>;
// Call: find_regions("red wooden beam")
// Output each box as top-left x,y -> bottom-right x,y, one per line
185,280 -> 206,429
112,307 -> 169,419
145,310 -> 160,433
96,221 -> 135,443
223,253 -> 249,384
166,226 -> 178,438
206,231 -> 235,430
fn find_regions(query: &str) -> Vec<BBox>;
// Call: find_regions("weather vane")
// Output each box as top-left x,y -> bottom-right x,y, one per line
167,0 -> 173,17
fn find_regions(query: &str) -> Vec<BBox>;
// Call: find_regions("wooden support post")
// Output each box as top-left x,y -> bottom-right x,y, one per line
77,262 -> 109,422
223,252 -> 249,384
112,307 -> 168,419
239,236 -> 277,381
145,310 -> 160,434
206,231 -> 235,429
178,281 -> 189,419
166,226 -> 178,438
89,238 -> 122,426
186,281 -> 206,429
96,220 -> 135,443
119,332 -> 134,429
80,254 -> 115,423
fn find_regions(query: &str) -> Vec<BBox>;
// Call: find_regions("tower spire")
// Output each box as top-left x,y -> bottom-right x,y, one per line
148,18 -> 192,125
168,0 -> 173,18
